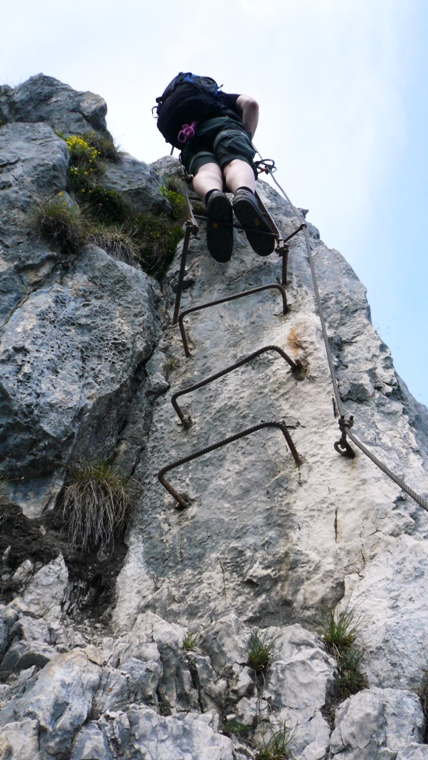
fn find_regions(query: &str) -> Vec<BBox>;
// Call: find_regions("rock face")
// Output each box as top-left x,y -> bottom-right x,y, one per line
0,75 -> 428,759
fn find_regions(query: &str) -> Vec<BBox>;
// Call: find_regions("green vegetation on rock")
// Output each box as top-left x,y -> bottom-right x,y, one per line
36,132 -> 186,279
318,605 -> 368,700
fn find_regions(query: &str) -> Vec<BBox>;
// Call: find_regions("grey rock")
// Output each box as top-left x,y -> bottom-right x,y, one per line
0,122 -> 68,216
0,613 -> 56,681
101,154 -> 170,215
1,246 -> 160,515
11,560 -> 34,585
71,722 -> 114,760
397,745 -> 428,760
0,74 -> 110,136
21,555 -> 68,621
330,687 -> 424,759
103,706 -> 235,759
150,155 -> 182,183
0,649 -> 101,757
340,533 -> 428,689
0,718 -> 40,759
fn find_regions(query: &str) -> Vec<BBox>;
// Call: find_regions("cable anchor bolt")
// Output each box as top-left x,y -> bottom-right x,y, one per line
334,415 -> 355,459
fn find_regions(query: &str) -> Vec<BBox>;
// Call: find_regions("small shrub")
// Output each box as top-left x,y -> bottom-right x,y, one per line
246,629 -> 275,673
131,213 -> 184,279
160,184 -> 186,220
81,186 -> 128,225
319,605 -> 367,700
183,631 -> 200,651
256,722 -> 294,760
35,194 -> 85,254
61,460 -> 130,554
65,135 -> 101,193
82,131 -> 121,162
66,135 -> 100,170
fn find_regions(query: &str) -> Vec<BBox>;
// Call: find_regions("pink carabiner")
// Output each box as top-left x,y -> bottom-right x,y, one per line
177,121 -> 198,144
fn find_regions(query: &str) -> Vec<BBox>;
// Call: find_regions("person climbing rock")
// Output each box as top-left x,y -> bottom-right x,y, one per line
154,73 -> 275,262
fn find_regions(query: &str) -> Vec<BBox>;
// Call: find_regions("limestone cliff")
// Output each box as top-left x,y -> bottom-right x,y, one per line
0,74 -> 427,759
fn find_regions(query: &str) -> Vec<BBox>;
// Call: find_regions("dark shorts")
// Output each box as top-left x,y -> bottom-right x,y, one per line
180,115 -> 256,175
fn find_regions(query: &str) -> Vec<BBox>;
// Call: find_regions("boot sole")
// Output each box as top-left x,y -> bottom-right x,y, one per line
233,196 -> 275,256
206,194 -> 233,263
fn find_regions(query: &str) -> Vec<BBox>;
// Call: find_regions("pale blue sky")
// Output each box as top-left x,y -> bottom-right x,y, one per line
2,0 -> 427,406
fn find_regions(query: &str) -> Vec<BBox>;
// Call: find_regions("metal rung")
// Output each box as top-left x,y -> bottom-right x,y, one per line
179,284 -> 288,357
158,421 -> 301,509
171,345 -> 305,427
172,177 -> 293,323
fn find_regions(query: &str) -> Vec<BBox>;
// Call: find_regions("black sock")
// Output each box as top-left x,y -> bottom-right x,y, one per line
236,186 -> 254,194
204,189 -> 220,205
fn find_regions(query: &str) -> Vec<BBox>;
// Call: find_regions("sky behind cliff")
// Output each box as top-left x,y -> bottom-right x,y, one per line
2,0 -> 427,406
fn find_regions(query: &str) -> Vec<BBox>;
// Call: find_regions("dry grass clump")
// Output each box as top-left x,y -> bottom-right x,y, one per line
35,194 -> 85,254
61,460 -> 130,554
86,225 -> 139,264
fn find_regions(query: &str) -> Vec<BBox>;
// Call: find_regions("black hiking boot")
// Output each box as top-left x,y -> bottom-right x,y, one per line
232,188 -> 275,256
206,191 -> 234,263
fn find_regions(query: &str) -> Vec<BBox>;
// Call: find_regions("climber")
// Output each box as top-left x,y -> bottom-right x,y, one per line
154,73 -> 274,263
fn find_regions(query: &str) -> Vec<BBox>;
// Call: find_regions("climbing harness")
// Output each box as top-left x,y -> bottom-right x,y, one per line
157,154 -> 428,514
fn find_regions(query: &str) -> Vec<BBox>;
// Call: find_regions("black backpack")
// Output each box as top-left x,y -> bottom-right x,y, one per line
153,72 -> 226,148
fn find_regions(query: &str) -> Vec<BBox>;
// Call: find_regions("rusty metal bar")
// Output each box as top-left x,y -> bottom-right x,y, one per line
255,190 -> 282,240
172,181 -> 200,325
280,244 -> 289,287
181,177 -> 199,230
173,224 -> 192,326
158,421 -> 301,508
171,345 -> 304,427
178,284 -> 288,357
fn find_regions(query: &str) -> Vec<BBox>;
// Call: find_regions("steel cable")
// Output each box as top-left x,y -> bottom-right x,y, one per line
256,155 -> 428,512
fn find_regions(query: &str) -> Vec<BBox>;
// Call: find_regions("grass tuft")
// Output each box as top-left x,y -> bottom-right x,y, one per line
319,605 -> 368,700
61,460 -> 130,554
34,194 -> 85,254
183,631 -> 200,651
86,225 -> 139,264
256,722 -> 295,760
246,629 -> 275,673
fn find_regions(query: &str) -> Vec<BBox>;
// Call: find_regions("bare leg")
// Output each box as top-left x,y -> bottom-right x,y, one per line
223,159 -> 256,194
192,163 -> 223,200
